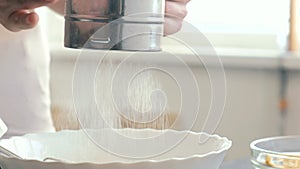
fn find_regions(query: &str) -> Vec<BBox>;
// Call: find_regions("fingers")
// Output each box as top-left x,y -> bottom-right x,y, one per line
164,17 -> 182,35
0,0 -> 57,31
5,10 -> 39,32
165,1 -> 188,19
165,0 -> 190,4
164,0 -> 188,35
12,0 -> 57,9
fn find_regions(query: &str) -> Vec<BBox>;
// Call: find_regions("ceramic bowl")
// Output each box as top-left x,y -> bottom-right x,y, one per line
0,129 -> 231,169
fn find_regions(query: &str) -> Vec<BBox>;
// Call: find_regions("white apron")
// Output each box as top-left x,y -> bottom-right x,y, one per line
0,24 -> 55,138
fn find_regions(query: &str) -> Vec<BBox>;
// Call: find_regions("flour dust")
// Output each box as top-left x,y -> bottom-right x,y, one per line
73,57 -> 174,136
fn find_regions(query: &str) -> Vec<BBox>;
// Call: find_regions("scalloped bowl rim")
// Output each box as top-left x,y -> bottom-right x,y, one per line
0,129 -> 232,165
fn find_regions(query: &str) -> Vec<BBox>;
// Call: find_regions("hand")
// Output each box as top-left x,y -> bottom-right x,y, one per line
164,0 -> 190,35
0,0 -> 57,32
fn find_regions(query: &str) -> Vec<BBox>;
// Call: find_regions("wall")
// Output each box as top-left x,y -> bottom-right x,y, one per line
286,70 -> 300,135
215,67 -> 281,160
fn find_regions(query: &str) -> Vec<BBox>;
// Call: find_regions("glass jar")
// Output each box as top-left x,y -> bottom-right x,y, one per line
250,136 -> 300,169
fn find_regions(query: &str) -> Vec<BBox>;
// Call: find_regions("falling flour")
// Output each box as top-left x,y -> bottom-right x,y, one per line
72,57 -> 173,131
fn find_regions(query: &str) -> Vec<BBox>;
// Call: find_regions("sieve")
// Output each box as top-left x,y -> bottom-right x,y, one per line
64,0 -> 165,51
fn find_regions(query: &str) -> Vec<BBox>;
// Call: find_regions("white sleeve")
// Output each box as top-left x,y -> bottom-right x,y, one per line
0,25 -> 55,138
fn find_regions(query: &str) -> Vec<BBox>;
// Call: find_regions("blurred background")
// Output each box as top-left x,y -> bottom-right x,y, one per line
38,0 -> 300,161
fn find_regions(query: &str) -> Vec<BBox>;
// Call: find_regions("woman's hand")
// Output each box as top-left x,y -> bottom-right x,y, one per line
164,0 -> 190,35
0,0 -> 57,32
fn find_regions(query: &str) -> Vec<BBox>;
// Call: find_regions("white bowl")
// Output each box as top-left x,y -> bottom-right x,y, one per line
0,129 -> 231,169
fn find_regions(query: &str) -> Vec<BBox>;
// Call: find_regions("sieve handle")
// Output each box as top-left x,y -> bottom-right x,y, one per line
90,37 -> 111,44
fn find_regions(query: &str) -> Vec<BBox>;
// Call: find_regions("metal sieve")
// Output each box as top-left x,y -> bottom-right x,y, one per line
64,0 -> 165,51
